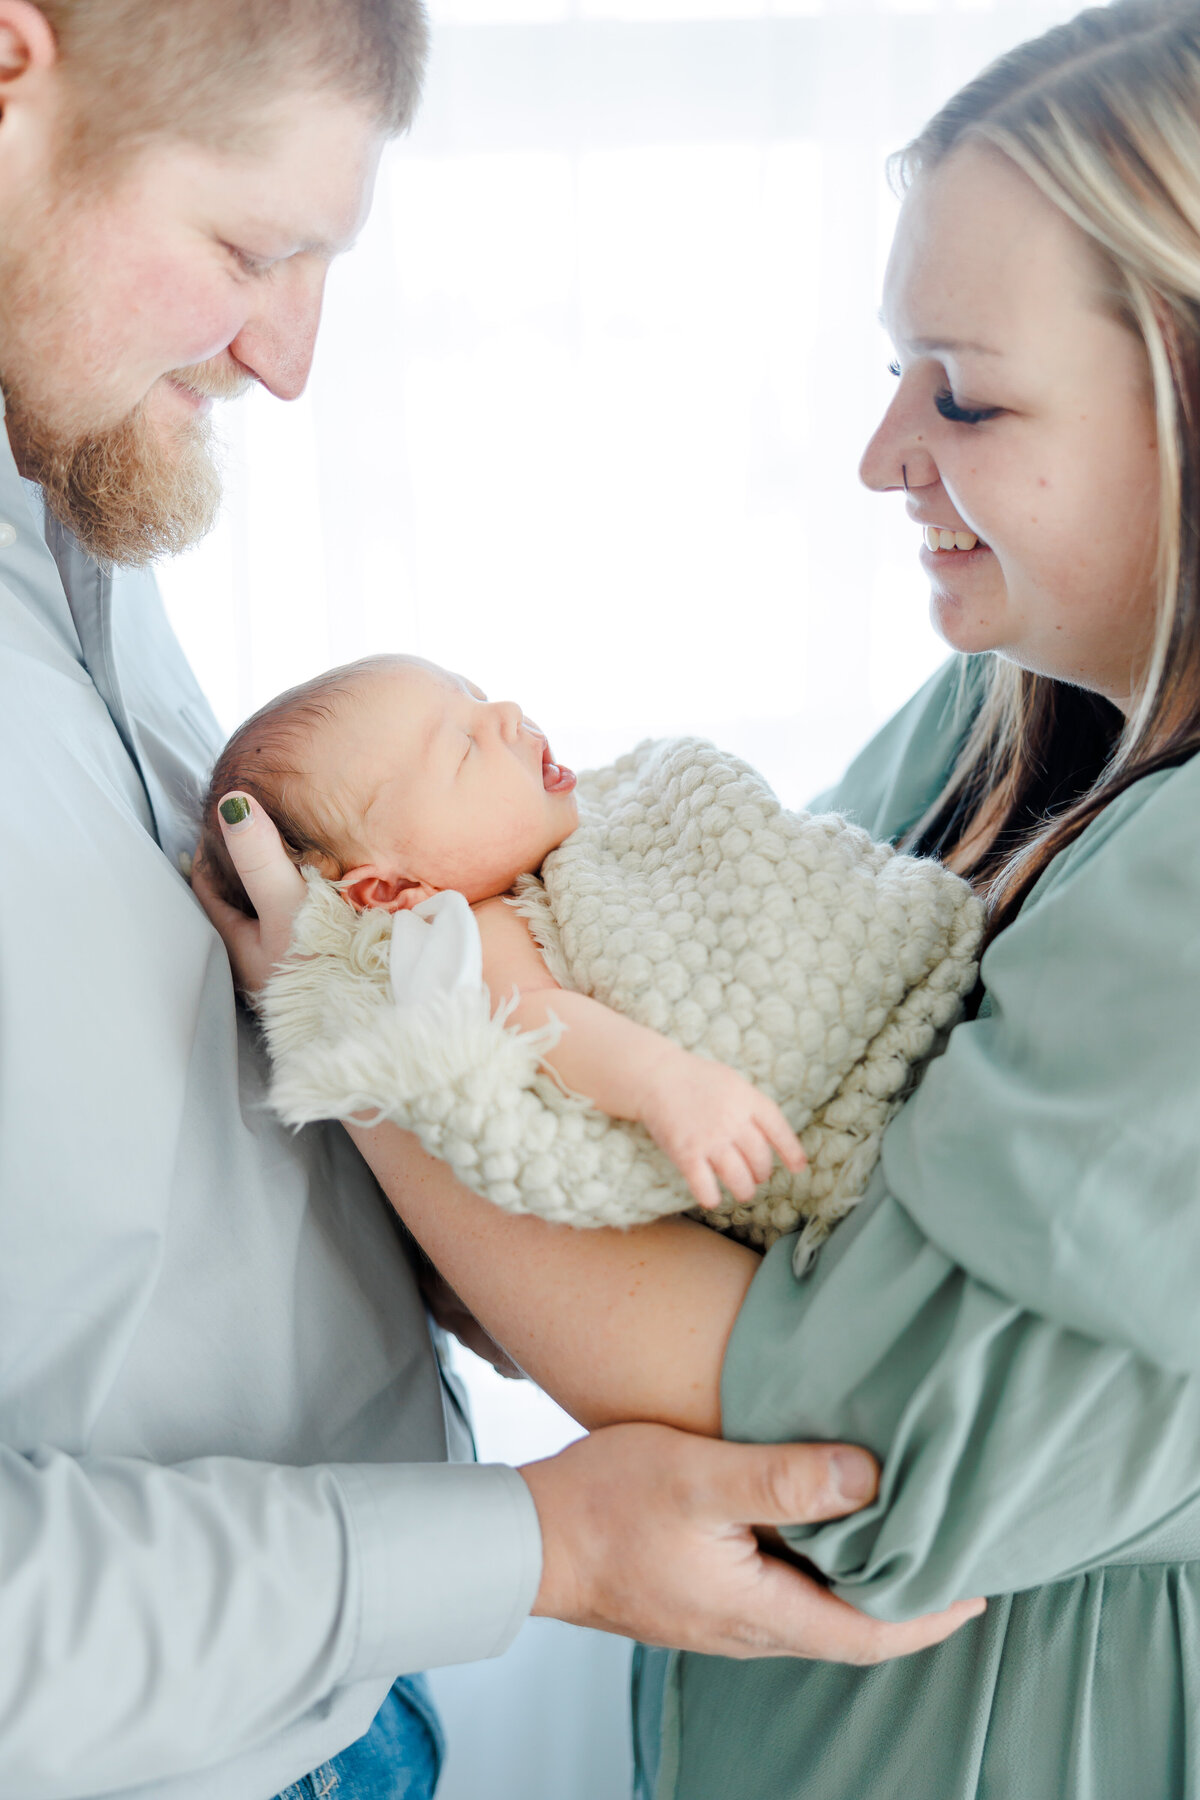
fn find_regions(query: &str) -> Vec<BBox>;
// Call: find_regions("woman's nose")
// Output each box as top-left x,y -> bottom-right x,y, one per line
859,392 -> 938,494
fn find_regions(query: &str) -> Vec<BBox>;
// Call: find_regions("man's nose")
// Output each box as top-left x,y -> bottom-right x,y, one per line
227,259 -> 328,402
859,390 -> 938,494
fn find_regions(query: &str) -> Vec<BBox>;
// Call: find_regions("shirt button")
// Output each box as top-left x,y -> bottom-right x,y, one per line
0,523 -> 16,549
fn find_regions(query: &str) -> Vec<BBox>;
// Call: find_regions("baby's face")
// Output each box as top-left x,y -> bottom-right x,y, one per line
311,657 -> 579,907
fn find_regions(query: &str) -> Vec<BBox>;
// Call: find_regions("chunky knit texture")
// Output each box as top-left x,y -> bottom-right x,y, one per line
263,738 -> 984,1262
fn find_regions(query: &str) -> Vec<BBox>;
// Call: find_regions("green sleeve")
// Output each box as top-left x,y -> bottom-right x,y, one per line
808,655 -> 982,837
722,751 -> 1200,1620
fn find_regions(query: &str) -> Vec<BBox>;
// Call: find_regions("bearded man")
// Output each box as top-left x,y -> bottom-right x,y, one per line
0,3 -> 976,1795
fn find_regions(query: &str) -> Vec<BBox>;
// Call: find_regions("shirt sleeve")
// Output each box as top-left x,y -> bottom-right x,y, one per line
722,753 -> 1200,1621
0,1450 -> 540,1796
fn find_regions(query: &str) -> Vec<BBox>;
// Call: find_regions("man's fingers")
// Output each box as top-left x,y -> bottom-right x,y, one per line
697,1437 -> 880,1524
215,792 -> 306,931
731,1558 -> 985,1664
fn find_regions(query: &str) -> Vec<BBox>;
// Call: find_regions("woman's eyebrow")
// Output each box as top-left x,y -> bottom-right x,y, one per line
880,314 -> 1003,358
910,334 -> 1002,357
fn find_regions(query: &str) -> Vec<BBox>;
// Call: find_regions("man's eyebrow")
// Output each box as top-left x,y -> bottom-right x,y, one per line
239,223 -> 362,259
305,231 -> 362,259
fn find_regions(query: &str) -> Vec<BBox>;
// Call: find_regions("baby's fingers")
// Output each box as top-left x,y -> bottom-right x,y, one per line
757,1100 -> 806,1173
735,1125 -> 776,1188
710,1144 -> 759,1205
680,1157 -> 723,1212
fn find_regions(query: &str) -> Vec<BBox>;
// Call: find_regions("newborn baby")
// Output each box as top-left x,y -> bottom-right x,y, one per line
202,653 -> 806,1214
202,653 -> 983,1262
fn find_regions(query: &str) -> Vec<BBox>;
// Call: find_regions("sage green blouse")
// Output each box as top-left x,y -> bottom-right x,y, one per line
635,658 -> 1200,1800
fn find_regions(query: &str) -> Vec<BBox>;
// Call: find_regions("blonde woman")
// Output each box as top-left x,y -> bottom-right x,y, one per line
205,1 -> 1200,1793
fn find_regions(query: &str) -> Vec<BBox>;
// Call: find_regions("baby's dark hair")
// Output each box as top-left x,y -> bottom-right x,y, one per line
200,656 -> 394,916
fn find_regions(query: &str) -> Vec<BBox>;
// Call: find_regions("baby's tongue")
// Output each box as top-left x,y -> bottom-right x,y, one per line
542,753 -> 576,793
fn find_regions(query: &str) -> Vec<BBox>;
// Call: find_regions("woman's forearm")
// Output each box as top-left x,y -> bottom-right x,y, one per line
346,1119 -> 759,1435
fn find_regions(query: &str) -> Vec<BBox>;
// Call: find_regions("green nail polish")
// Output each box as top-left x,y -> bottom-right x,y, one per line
219,795 -> 251,826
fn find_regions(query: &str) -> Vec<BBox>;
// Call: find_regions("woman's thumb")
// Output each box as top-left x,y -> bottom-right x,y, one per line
216,793 -> 306,931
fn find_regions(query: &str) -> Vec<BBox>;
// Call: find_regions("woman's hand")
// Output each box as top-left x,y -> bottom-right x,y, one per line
191,793 -> 307,995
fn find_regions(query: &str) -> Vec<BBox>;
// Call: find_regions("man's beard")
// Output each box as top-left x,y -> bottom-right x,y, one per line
3,360 -> 248,570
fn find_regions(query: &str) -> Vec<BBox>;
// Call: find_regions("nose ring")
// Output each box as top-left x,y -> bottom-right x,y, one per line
902,464 -> 909,492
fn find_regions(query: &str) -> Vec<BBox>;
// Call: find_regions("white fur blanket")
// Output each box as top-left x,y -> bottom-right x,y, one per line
262,738 -> 984,1265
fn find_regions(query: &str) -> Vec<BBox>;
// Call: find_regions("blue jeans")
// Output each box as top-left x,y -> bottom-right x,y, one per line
274,1674 -> 444,1800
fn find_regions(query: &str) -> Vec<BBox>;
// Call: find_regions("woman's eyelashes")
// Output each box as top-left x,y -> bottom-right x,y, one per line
886,361 -> 1002,426
934,389 -> 1003,426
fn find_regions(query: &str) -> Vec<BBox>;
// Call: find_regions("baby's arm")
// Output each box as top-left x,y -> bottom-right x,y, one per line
472,895 -> 803,1210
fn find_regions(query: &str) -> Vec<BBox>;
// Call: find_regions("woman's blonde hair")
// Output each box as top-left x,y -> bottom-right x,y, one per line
898,0 -> 1200,936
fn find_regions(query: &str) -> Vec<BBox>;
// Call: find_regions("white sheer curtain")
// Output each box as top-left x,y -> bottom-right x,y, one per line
159,1 -> 1082,1793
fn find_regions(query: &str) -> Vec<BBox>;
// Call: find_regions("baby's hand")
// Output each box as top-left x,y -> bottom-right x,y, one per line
638,1049 -> 806,1211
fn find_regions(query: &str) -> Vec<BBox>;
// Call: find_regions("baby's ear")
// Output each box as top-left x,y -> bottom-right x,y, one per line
338,867 -> 438,913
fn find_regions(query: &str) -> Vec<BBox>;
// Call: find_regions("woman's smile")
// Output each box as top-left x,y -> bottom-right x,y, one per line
863,143 -> 1161,709
918,530 -> 995,579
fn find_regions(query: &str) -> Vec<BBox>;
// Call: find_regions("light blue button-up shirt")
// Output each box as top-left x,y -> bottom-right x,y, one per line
0,407 -> 541,1800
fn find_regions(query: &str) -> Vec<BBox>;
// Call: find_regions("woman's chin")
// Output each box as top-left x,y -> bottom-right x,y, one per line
928,582 -> 1006,657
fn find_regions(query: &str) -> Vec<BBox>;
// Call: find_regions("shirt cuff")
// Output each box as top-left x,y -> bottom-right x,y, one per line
332,1461 -> 543,1680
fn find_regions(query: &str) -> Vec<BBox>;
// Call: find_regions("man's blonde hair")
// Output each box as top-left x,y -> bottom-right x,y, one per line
38,0 -> 428,164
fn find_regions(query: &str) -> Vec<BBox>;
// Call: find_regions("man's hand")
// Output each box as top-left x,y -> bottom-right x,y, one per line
519,1423 -> 984,1662
191,792 -> 307,995
639,1048 -> 806,1211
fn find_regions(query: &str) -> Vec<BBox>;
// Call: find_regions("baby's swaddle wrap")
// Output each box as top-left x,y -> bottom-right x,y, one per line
263,738 -> 984,1265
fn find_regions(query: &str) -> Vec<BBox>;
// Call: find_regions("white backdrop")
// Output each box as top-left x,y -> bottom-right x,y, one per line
158,1 -> 1082,1793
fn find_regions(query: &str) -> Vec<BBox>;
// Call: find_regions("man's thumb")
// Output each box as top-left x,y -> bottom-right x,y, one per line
709,1439 -> 879,1526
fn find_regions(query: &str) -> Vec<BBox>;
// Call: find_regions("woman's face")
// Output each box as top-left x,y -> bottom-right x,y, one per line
861,143 -> 1161,712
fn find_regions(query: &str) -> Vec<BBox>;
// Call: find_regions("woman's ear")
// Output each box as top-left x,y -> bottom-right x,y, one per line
338,866 -> 439,913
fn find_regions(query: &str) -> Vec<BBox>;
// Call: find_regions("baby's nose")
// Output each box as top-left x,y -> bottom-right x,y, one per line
492,700 -> 525,739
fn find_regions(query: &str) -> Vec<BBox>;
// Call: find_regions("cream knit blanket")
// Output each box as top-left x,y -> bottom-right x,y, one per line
263,738 -> 984,1264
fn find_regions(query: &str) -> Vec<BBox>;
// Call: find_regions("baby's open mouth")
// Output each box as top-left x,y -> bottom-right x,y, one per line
542,740 -> 577,795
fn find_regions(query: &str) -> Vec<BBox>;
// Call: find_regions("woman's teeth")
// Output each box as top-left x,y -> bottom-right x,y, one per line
924,527 -> 980,552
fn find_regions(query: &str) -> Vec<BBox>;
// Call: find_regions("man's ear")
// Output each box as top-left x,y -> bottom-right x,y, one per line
0,3 -> 60,178
0,4 -> 59,99
338,866 -> 439,914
